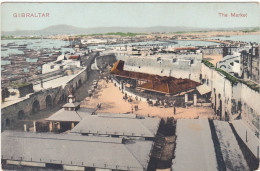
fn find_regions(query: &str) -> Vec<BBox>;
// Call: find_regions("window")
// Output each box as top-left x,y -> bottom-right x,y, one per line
6,118 -> 10,127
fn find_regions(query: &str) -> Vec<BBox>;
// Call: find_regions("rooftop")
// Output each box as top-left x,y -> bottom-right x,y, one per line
172,119 -> 218,171
231,120 -> 259,158
174,47 -> 199,51
2,131 -> 153,171
196,84 -> 211,95
68,55 -> 80,60
111,60 -> 200,94
71,114 -> 161,138
62,102 -> 81,108
213,120 -> 249,170
46,108 -> 96,122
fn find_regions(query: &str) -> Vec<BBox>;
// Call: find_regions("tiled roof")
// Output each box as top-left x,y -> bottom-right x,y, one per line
174,47 -> 199,50
68,55 -> 80,60
111,60 -> 200,94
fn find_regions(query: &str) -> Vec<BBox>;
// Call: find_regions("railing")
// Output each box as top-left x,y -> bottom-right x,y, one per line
2,155 -> 146,171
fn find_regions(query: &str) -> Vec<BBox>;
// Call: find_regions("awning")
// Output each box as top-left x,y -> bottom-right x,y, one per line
196,84 -> 211,95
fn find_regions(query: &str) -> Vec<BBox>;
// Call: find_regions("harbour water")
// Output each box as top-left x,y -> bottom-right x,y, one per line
1,60 -> 11,65
88,40 -> 220,50
206,34 -> 259,43
26,58 -> 38,63
1,39 -> 74,57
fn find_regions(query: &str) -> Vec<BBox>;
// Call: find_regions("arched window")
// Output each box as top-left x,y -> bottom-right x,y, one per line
46,95 -> 52,108
18,110 -> 25,120
32,100 -> 40,114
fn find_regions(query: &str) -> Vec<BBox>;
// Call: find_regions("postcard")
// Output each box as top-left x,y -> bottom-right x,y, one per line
1,2 -> 260,171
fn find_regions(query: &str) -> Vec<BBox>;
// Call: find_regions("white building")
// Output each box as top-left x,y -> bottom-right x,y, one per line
42,55 -> 81,74
81,39 -> 108,45
216,52 -> 241,77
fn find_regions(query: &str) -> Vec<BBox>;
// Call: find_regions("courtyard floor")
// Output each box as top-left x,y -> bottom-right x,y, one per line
81,79 -> 216,119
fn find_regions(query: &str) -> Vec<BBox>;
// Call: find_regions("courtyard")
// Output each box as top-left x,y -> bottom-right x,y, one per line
81,79 -> 216,119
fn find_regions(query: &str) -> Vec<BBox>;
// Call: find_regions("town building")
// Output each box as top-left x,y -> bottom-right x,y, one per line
172,119 -> 250,171
2,92 -> 162,170
2,131 -> 153,171
81,39 -> 108,45
240,45 -> 260,83
46,92 -> 161,138
216,52 -> 241,77
42,54 -> 81,74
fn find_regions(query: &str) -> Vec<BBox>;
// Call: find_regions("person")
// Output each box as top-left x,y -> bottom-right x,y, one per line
97,102 -> 101,109
173,106 -> 176,115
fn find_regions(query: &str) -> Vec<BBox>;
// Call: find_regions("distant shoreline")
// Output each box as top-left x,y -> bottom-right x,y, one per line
175,31 -> 260,37
1,30 -> 259,40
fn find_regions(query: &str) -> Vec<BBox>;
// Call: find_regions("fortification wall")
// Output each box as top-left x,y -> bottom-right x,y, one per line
201,47 -> 223,55
201,63 -> 260,133
116,54 -> 202,82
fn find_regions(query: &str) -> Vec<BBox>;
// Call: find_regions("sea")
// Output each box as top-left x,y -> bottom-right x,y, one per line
1,39 -> 73,58
204,34 -> 259,43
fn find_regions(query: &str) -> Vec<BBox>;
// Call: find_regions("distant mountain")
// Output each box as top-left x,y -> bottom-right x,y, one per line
1,24 -> 259,36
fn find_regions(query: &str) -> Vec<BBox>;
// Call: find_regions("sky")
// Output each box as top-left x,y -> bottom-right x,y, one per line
1,2 -> 259,31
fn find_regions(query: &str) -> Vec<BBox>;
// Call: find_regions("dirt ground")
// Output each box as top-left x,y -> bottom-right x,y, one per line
81,79 -> 216,119
203,54 -> 223,66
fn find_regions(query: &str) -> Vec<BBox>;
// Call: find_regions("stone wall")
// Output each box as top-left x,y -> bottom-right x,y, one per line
201,47 -> 223,55
240,46 -> 260,83
116,54 -> 202,82
18,83 -> 34,97
201,63 -> 233,121
95,55 -> 117,70
1,68 -> 88,130
201,63 -> 260,133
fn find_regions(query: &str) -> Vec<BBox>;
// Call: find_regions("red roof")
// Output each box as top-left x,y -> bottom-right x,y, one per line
174,47 -> 198,51
69,55 -> 80,60
110,60 -> 200,95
